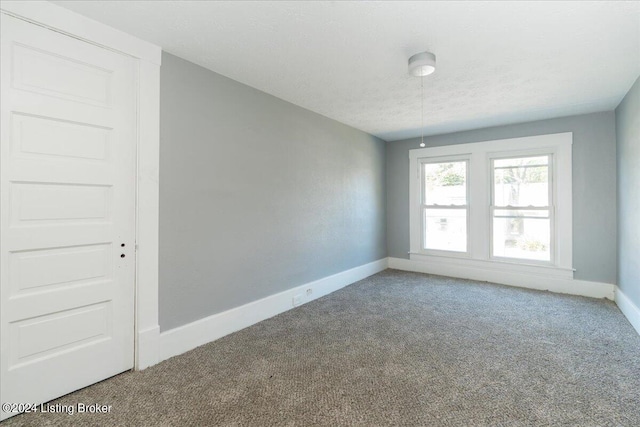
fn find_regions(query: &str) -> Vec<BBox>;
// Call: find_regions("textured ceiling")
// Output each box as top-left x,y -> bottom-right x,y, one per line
53,1 -> 640,141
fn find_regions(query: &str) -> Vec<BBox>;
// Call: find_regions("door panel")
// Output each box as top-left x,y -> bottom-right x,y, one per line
12,113 -> 111,161
9,243 -> 112,294
1,14 -> 136,419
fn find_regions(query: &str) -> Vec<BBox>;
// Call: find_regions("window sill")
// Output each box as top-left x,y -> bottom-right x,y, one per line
408,252 -> 574,279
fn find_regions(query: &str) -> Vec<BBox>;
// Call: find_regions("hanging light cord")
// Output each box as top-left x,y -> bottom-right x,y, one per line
420,75 -> 425,147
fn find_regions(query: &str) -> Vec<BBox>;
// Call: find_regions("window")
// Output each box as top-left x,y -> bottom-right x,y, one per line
409,133 -> 572,275
421,160 -> 468,253
491,155 -> 551,263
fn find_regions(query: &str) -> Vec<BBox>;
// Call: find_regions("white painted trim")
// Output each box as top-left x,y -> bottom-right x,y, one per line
615,287 -> 640,337
0,1 -> 160,64
409,253 -> 574,279
0,2 -> 162,370
159,259 -> 388,362
135,60 -> 161,369
136,326 -> 160,369
388,257 -> 614,300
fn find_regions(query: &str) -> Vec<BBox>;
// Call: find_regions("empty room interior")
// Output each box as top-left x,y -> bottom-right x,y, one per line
1,1 -> 639,425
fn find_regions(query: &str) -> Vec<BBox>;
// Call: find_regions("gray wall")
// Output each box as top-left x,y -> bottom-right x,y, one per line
615,76 -> 640,307
160,53 -> 386,331
387,112 -> 617,284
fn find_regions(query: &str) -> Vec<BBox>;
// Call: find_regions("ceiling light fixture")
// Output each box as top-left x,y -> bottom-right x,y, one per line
409,51 -> 436,148
408,51 -> 436,77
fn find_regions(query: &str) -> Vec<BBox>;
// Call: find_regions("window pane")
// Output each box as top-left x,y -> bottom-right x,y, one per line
424,161 -> 466,206
494,156 -> 549,207
493,215 -> 550,261
424,208 -> 467,252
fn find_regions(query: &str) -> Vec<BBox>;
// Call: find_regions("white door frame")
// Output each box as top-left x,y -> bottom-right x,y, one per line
0,1 -> 161,370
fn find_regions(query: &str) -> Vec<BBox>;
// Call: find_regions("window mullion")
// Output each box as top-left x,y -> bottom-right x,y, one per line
423,205 -> 468,209
468,152 -> 487,260
491,205 -> 550,210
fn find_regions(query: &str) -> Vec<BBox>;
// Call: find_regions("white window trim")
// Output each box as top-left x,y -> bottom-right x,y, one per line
409,132 -> 573,278
0,1 -> 162,369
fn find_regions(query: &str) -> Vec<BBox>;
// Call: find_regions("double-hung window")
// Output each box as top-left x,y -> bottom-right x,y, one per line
409,133 -> 572,276
491,155 -> 552,263
421,158 -> 468,253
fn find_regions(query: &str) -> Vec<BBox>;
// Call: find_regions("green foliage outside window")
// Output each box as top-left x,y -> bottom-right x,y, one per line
426,163 -> 465,187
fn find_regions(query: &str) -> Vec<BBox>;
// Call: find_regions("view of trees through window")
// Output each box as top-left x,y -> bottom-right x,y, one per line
422,161 -> 467,252
492,156 -> 551,261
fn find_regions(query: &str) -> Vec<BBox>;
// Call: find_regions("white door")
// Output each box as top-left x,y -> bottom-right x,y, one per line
0,14 -> 136,419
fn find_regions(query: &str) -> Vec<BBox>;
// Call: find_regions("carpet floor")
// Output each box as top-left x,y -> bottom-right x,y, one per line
4,269 -> 640,426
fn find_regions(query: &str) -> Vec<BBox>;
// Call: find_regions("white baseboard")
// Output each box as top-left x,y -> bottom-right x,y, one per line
136,325 -> 160,370
158,258 -> 388,362
615,287 -> 640,336
388,257 -> 615,300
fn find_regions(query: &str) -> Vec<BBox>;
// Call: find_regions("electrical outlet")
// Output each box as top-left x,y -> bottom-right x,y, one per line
292,294 -> 303,307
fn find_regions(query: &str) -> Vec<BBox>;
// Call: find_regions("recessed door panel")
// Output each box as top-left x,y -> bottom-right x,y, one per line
11,182 -> 111,225
12,43 -> 112,106
12,113 -> 111,161
10,302 -> 112,368
9,244 -> 112,295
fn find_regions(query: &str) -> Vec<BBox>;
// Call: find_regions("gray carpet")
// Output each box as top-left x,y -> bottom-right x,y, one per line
4,269 -> 640,426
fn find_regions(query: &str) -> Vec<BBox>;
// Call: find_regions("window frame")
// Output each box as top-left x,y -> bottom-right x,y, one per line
419,155 -> 470,257
489,151 -> 554,266
409,133 -> 573,277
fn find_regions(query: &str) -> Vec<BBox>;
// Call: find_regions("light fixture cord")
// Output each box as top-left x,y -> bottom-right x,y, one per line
420,75 -> 425,147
